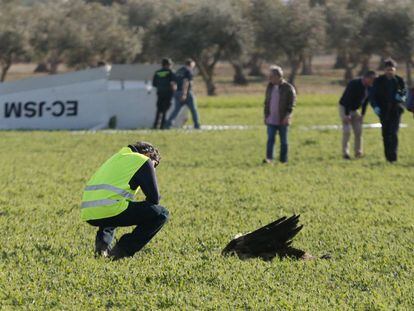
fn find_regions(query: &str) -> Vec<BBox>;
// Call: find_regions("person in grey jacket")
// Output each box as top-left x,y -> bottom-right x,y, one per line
263,66 -> 296,164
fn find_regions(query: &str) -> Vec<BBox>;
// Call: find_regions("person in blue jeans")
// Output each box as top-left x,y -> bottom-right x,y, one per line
263,66 -> 296,164
166,59 -> 201,129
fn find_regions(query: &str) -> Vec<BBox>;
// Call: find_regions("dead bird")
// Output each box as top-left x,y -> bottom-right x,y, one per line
222,214 -> 331,261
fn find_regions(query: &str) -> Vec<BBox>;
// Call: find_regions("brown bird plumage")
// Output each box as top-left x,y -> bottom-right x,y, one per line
222,215 -> 326,261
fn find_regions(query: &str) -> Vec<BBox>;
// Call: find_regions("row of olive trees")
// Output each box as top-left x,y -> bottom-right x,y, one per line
1,0 -> 414,94
0,0 -> 140,81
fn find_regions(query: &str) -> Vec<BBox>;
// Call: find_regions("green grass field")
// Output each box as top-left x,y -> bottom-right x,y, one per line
1,94 -> 413,310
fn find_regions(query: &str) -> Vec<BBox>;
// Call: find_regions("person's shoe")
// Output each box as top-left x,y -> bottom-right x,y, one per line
107,244 -> 129,261
262,159 -> 274,165
355,152 -> 364,158
95,239 -> 112,258
343,154 -> 351,160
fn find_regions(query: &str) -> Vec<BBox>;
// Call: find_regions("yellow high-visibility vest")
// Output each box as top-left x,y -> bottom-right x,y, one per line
80,147 -> 148,221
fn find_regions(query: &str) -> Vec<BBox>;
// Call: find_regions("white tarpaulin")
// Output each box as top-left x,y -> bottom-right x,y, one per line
0,65 -> 187,130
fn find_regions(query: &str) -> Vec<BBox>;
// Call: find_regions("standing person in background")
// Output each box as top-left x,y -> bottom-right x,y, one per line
339,71 -> 376,159
406,87 -> 414,117
263,66 -> 296,164
166,59 -> 201,129
371,59 -> 407,163
152,58 -> 176,129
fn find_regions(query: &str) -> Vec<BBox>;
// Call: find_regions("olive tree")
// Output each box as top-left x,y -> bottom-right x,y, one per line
363,2 -> 414,86
64,1 -> 140,68
252,0 -> 325,84
145,0 -> 251,95
29,1 -> 80,74
324,0 -> 379,82
0,2 -> 30,81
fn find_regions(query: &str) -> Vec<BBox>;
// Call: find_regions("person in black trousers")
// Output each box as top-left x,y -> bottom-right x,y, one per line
152,58 -> 176,129
370,59 -> 407,162
86,142 -> 169,260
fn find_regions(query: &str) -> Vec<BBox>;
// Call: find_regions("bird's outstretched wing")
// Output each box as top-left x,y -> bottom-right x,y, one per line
222,214 -> 306,261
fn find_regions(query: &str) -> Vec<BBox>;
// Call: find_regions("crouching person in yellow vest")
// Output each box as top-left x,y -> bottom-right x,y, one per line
81,142 -> 169,260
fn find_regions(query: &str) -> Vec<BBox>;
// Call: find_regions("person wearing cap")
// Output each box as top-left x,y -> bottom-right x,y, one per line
80,141 -> 169,260
263,65 -> 296,164
152,58 -> 176,129
339,71 -> 376,159
370,58 -> 407,162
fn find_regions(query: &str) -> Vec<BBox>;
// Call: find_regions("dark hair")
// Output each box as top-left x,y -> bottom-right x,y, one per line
185,58 -> 194,66
363,70 -> 376,78
161,58 -> 172,67
384,58 -> 397,68
129,142 -> 161,167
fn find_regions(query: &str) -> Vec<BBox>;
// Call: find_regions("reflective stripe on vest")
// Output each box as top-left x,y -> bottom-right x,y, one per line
84,184 -> 135,200
80,147 -> 148,221
81,199 -> 119,208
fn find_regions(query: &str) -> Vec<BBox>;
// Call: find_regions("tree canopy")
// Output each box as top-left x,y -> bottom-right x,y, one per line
1,0 -> 414,92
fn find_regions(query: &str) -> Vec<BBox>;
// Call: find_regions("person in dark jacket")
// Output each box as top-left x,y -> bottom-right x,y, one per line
339,71 -> 376,159
152,58 -> 176,129
370,59 -> 407,162
83,142 -> 168,260
165,59 -> 200,129
263,66 -> 296,164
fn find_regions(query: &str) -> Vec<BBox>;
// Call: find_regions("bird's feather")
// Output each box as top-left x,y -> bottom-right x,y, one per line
222,214 -> 308,260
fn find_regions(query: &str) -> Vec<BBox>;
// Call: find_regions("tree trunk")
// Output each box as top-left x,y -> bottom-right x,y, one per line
34,62 -> 49,73
1,61 -> 11,82
248,54 -> 264,77
377,56 -> 386,70
288,58 -> 301,85
358,55 -> 371,76
195,61 -> 217,96
406,59 -> 412,88
232,63 -> 248,85
344,66 -> 354,84
206,79 -> 216,96
334,53 -> 347,69
301,54 -> 313,75
49,60 -> 60,74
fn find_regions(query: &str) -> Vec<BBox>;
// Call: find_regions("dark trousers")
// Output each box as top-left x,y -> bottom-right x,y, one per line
88,201 -> 169,257
380,112 -> 401,162
266,124 -> 289,162
153,93 -> 173,129
166,91 -> 200,129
